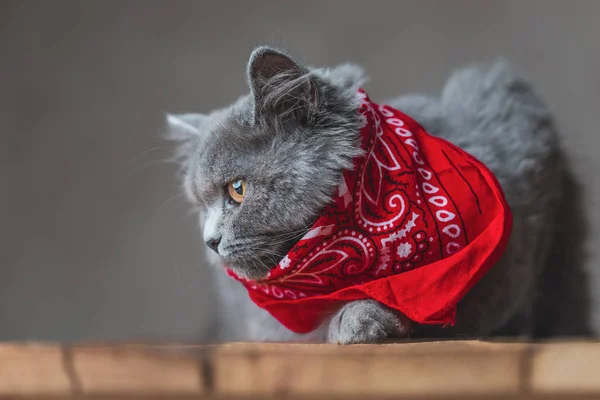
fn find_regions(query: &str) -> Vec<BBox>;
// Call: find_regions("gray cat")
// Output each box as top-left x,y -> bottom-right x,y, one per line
166,46 -> 584,344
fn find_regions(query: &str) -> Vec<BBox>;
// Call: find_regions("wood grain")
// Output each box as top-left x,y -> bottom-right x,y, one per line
214,341 -> 528,396
530,341 -> 600,394
70,344 -> 203,395
0,343 -> 71,396
0,340 -> 599,399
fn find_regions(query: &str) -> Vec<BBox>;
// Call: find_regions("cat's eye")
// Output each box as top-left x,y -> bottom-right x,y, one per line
227,179 -> 247,204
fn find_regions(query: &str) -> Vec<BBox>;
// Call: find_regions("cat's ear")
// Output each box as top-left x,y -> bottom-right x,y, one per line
247,46 -> 318,124
165,113 -> 207,141
165,113 -> 208,167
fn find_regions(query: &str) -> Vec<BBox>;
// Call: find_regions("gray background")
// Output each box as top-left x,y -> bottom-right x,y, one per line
1,0 -> 598,341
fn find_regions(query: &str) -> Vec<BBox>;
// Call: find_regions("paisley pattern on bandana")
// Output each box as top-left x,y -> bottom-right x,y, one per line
227,90 -> 513,334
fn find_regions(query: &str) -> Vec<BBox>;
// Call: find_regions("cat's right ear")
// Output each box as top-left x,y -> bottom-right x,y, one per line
247,46 -> 317,124
165,113 -> 206,142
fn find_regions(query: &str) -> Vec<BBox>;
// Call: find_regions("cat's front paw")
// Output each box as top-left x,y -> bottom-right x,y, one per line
328,299 -> 411,344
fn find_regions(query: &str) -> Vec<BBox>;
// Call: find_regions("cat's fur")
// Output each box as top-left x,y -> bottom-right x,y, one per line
166,46 -> 580,343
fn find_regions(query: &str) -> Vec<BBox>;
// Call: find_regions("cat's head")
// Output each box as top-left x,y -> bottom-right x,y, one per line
166,46 -> 366,280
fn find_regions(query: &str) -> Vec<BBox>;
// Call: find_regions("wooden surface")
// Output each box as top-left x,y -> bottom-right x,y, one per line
0,340 -> 599,399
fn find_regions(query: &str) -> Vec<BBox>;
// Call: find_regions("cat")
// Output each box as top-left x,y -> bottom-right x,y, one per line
166,46 -> 585,344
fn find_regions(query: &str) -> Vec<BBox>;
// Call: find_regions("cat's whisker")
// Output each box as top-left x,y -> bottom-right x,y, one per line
255,237 -> 299,248
261,254 -> 279,269
187,205 -> 202,217
154,193 -> 186,214
250,227 -> 310,240
225,230 -> 308,253
268,229 -> 309,239
127,158 -> 179,177
127,145 -> 176,166
260,229 -> 310,242
247,253 -> 273,274
255,249 -> 286,259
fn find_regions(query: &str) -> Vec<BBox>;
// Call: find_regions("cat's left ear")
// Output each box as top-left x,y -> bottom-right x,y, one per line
165,113 -> 208,169
165,113 -> 207,141
247,46 -> 318,124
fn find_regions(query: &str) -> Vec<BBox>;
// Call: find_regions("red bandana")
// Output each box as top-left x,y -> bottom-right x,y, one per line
227,90 -> 512,334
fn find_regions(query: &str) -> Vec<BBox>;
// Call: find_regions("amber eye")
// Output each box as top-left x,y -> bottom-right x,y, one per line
227,179 -> 246,204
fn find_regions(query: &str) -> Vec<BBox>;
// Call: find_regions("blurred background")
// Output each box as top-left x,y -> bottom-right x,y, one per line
1,0 -> 599,342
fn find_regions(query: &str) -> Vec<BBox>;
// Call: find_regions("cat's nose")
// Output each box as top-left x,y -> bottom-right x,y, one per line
205,237 -> 221,254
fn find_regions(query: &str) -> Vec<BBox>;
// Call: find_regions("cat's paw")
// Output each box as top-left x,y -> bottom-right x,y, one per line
328,299 -> 411,344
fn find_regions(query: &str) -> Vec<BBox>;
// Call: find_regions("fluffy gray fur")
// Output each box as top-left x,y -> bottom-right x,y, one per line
166,46 -> 586,343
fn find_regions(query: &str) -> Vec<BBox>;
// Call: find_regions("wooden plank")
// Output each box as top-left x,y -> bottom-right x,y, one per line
1,340 -> 600,399
0,343 -> 71,396
9,396 -> 600,400
213,341 -> 529,397
530,341 -> 600,394
70,344 -> 204,395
